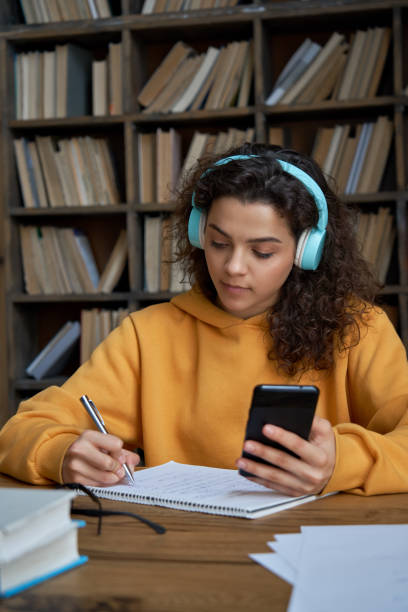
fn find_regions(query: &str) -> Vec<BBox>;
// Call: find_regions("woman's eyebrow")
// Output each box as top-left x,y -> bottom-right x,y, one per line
208,222 -> 282,244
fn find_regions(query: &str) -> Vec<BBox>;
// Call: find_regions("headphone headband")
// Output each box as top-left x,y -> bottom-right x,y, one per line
188,153 -> 328,270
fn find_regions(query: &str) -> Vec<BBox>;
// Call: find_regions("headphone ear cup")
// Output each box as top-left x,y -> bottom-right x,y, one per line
188,207 -> 206,249
295,228 -> 326,270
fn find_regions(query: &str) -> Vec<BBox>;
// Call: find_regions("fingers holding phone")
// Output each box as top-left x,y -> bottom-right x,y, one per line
236,385 -> 336,496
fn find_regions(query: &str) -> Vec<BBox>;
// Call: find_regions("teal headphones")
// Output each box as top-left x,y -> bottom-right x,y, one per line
188,154 -> 328,270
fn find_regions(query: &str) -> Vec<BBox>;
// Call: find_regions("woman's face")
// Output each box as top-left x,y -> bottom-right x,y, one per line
204,196 -> 296,319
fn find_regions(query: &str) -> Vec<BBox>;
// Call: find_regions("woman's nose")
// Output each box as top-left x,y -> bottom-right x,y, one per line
225,248 -> 247,275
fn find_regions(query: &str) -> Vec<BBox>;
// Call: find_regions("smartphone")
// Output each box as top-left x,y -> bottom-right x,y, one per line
239,384 -> 319,477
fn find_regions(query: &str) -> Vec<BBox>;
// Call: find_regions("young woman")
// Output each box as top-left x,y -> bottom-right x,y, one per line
0,143 -> 407,497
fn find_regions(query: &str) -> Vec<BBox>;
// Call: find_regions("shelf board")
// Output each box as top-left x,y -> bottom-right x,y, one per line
14,377 -> 67,390
11,292 -> 132,304
9,204 -> 130,217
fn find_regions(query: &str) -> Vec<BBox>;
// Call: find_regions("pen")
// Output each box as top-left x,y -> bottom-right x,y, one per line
79,394 -> 134,483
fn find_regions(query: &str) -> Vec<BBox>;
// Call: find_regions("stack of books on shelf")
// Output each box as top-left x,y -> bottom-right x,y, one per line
14,136 -> 120,208
138,39 -> 253,113
15,43 -> 93,119
265,27 -> 390,106
80,307 -> 130,363
1,488 -> 86,598
19,227 -> 127,295
19,0 -> 112,24
311,116 -> 394,194
356,207 -> 395,285
138,126 -> 254,204
26,321 -> 81,380
142,0 -> 239,13
144,215 -> 191,293
138,128 -> 182,204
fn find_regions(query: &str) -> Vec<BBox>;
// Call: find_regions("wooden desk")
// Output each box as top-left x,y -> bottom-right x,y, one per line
1,473 -> 408,612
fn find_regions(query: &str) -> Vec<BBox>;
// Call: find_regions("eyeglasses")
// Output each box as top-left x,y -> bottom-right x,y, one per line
59,482 -> 166,535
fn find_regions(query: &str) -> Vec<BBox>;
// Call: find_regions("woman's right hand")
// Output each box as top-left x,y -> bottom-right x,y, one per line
62,429 -> 140,486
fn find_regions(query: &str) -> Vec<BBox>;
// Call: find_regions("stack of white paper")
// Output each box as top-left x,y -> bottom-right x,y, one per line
251,524 -> 408,612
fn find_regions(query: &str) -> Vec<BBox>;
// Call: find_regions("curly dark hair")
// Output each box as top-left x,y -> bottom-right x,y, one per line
171,142 -> 381,376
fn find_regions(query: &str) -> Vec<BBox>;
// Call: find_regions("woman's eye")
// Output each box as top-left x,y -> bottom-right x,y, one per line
254,250 -> 273,259
211,240 -> 228,249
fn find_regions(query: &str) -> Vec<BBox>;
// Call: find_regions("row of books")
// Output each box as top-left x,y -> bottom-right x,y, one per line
144,215 -> 191,293
25,306 -> 130,380
14,136 -> 120,208
312,116 -> 393,194
137,40 -> 253,113
19,0 -> 112,24
266,27 -> 390,106
142,0 -> 239,13
15,42 -> 122,119
137,126 -> 255,204
80,307 -> 129,364
20,226 -> 127,295
356,207 -> 395,285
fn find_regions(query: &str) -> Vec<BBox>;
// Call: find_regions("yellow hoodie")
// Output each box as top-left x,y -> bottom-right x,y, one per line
0,287 -> 407,495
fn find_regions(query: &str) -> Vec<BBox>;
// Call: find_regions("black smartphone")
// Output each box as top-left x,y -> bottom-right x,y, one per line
239,384 -> 319,477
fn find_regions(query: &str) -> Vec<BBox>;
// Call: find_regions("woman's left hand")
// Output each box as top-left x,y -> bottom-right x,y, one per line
236,415 -> 336,497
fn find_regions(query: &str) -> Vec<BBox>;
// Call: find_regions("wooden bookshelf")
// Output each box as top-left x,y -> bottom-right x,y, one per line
1,0 -> 408,422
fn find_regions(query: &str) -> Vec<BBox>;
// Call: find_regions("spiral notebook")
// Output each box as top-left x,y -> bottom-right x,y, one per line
86,461 -> 321,519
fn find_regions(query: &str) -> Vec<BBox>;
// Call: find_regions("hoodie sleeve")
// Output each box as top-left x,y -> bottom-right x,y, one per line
0,315 -> 142,485
322,310 -> 408,495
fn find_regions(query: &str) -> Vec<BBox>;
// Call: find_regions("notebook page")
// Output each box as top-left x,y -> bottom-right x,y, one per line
87,461 -> 312,515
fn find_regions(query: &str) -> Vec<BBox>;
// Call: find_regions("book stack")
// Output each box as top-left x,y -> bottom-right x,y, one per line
356,207 -> 395,284
15,43 -> 93,119
19,226 -> 127,295
138,128 -> 182,204
1,488 -> 87,598
143,215 -> 191,293
142,0 -> 239,13
19,0 -> 112,23
311,116 -> 394,194
14,136 -> 120,208
138,39 -> 253,113
265,27 -> 390,106
26,321 -> 81,380
80,307 -> 130,363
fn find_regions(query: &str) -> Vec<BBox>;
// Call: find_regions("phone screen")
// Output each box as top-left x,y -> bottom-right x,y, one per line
239,384 -> 319,477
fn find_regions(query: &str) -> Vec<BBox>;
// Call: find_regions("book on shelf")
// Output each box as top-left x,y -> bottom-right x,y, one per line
26,320 -> 81,380
1,488 -> 86,598
137,132 -> 156,203
156,128 -> 181,203
279,32 -> 345,105
141,0 -> 238,12
108,41 -> 123,115
295,41 -> 348,105
14,136 -> 120,208
266,38 -> 321,105
80,307 -> 130,363
356,207 -> 395,284
19,0 -> 112,23
146,54 -> 204,114
138,41 -> 194,108
97,229 -> 128,293
20,226 -> 100,295
172,46 -> 220,113
237,40 -> 254,107
92,58 -> 108,116
55,43 -> 93,117
144,215 -> 163,293
85,461 -> 328,519
312,117 -> 393,195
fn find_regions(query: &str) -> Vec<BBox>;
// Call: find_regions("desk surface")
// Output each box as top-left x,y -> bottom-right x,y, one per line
1,473 -> 408,612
